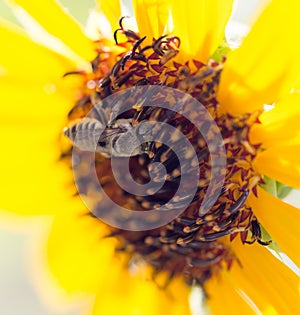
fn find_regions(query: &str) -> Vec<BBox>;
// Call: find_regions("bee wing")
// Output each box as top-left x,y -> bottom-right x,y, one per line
97,127 -> 125,144
89,98 -> 109,126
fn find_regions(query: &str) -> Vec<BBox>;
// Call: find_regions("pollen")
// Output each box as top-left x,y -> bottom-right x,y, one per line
61,18 -> 271,290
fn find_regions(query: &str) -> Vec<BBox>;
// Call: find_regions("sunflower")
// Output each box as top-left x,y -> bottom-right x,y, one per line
1,0 -> 300,314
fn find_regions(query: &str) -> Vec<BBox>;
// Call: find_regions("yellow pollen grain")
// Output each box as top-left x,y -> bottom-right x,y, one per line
172,169 -> 181,177
249,175 -> 261,190
161,153 -> 168,163
183,226 -> 191,233
132,103 -> 143,111
145,236 -> 154,245
155,142 -> 163,149
141,201 -> 151,208
166,203 -> 174,209
241,140 -> 256,155
170,132 -> 181,142
148,151 -> 154,159
205,215 -> 214,221
173,196 -> 180,202
147,188 -> 156,195
212,226 -> 221,232
176,238 -> 185,245
185,149 -> 194,159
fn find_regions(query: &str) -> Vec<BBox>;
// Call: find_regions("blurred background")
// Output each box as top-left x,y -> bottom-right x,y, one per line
0,0 -> 299,314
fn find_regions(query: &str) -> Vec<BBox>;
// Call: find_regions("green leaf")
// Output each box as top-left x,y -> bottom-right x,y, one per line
261,176 -> 277,196
211,39 -> 231,62
261,176 -> 292,199
260,225 -> 282,254
276,181 -> 293,199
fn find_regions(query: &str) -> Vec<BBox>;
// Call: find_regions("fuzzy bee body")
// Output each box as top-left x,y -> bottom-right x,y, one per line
63,106 -> 153,158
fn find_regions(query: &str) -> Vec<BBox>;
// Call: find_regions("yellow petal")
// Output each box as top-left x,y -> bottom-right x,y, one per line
47,206 -> 120,293
0,104 -> 80,219
229,241 -> 300,314
0,21 -> 83,215
206,272 -> 257,315
95,0 -> 121,33
6,0 -> 95,62
92,271 -> 191,315
250,93 -> 300,148
0,21 -> 82,115
253,145 -> 300,189
218,0 -> 300,114
0,118 -> 79,215
0,20 -> 77,82
132,0 -> 171,44
169,0 -> 234,61
248,187 -> 300,267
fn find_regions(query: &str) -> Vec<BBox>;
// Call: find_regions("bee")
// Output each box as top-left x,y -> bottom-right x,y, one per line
63,105 -> 154,158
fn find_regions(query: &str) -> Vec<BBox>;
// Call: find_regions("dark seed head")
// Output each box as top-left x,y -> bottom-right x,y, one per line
62,26 -> 266,289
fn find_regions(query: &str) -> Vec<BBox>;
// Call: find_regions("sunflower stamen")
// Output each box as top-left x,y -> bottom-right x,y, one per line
114,16 -> 140,44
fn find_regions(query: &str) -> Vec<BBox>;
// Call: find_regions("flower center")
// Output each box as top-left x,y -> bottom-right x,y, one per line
62,19 -> 271,288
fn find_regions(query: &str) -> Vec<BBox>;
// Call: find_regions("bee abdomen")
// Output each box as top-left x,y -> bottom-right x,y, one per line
63,118 -> 105,152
